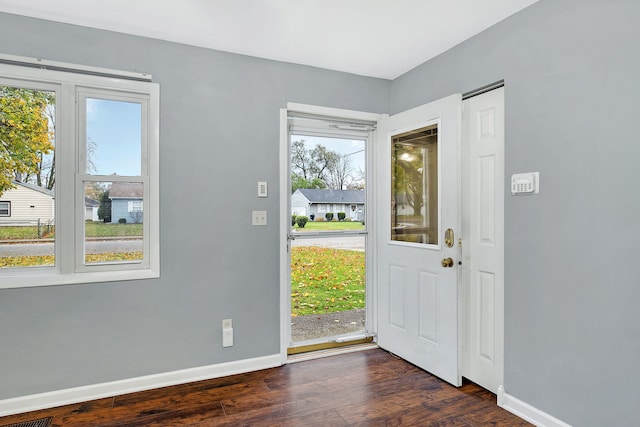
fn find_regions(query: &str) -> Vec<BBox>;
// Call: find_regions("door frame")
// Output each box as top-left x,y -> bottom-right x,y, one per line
279,92 -> 505,393
279,103 -> 384,362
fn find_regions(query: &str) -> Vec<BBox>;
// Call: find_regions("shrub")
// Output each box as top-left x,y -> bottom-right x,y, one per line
296,215 -> 309,228
291,214 -> 297,226
337,212 -> 346,221
118,218 -> 127,224
315,217 -> 324,222
309,214 -> 315,220
325,212 -> 334,221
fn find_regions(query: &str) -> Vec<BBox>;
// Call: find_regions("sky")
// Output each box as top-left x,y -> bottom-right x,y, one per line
86,98 -> 141,176
291,134 -> 366,177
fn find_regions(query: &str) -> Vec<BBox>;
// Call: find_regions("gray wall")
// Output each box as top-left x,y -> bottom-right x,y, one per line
1,1 -> 639,426
0,13 -> 389,398
392,1 -> 640,426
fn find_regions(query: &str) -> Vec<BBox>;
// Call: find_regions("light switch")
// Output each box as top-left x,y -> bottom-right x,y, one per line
258,181 -> 268,198
252,210 -> 267,226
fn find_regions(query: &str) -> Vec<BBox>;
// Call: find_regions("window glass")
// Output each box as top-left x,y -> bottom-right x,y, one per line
86,98 -> 142,176
0,62 -> 159,288
0,85 -> 56,269
290,135 -> 366,231
391,124 -> 438,245
83,181 -> 143,265
0,201 -> 10,216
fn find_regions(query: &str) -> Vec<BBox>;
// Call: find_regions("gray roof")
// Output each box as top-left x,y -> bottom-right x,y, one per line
13,180 -> 55,197
85,197 -> 99,207
295,189 -> 364,204
109,182 -> 143,199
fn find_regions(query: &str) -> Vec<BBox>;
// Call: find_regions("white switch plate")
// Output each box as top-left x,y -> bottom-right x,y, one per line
222,328 -> 233,347
252,210 -> 267,226
258,181 -> 268,198
222,318 -> 233,347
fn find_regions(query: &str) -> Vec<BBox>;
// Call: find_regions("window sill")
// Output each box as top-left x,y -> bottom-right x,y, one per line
0,267 -> 160,290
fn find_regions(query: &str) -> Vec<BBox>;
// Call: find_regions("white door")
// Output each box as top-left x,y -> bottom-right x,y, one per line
376,94 -> 462,386
461,87 -> 504,393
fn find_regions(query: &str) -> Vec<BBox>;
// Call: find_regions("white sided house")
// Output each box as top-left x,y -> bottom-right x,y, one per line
0,181 -> 55,226
292,188 -> 365,222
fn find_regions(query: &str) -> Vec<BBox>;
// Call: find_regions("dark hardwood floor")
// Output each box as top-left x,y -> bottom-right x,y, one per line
0,348 -> 530,426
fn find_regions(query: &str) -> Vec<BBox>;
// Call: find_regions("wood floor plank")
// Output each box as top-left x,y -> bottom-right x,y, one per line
0,348 -> 531,427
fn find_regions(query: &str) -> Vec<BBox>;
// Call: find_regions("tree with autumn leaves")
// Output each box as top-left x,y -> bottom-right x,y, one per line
0,87 -> 55,196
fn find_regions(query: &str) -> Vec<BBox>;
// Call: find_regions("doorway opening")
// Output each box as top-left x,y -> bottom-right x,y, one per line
283,109 -> 377,355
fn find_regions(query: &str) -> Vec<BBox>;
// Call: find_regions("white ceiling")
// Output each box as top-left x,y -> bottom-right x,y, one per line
0,0 -> 538,79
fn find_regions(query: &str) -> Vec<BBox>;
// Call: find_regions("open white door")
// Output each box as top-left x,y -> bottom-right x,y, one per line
376,94 -> 461,386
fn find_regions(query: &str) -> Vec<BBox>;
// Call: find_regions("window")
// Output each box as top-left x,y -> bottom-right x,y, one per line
0,60 -> 159,289
128,200 -> 143,212
0,201 -> 10,216
391,124 -> 438,245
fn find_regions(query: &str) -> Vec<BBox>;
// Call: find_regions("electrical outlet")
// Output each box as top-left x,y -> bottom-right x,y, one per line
222,318 -> 233,347
252,210 -> 267,226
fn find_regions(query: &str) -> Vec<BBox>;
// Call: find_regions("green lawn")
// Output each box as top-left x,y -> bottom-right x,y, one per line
2,224 -> 361,316
293,221 -> 364,232
84,222 -> 143,237
291,246 -> 365,317
0,226 -> 47,239
0,223 -> 143,240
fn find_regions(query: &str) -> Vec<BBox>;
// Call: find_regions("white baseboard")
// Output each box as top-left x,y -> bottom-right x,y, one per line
498,386 -> 572,427
0,354 -> 281,417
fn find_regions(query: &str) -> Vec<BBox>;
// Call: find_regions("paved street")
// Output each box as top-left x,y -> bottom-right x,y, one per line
0,239 -> 143,257
1,235 -> 362,258
291,235 -> 365,251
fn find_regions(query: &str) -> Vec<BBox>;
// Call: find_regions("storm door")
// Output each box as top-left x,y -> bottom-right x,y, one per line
283,109 -> 376,354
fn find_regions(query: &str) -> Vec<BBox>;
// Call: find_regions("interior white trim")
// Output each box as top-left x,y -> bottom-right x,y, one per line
0,354 -> 281,418
279,108 -> 291,362
498,386 -> 573,427
279,103 -> 383,361
0,53 -> 152,81
286,103 -> 382,122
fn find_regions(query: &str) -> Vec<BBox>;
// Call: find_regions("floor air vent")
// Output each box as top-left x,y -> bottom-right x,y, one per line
0,417 -> 52,427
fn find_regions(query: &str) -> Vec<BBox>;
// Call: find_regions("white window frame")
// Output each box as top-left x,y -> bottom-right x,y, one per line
0,201 -> 10,217
0,62 -> 159,289
128,200 -> 143,213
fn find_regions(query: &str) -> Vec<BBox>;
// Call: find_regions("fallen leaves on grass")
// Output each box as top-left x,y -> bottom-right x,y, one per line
0,252 -> 143,268
291,246 -> 365,317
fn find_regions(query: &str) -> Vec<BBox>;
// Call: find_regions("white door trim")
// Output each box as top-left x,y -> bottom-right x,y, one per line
279,104 -> 383,361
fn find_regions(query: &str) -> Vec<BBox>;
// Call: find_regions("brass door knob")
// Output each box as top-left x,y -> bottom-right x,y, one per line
441,257 -> 454,268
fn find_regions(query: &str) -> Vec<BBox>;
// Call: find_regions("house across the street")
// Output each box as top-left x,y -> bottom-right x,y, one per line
292,188 -> 364,221
84,197 -> 99,222
0,180 -> 55,226
109,182 -> 143,224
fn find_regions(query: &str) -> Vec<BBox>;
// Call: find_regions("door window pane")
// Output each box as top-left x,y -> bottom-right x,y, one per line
290,135 -> 366,232
84,181 -> 143,265
86,98 -> 142,176
0,86 -> 56,268
391,124 -> 438,245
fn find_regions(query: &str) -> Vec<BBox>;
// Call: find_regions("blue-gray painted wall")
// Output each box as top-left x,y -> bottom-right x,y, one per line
1,1 -> 639,425
0,10 -> 389,400
391,1 -> 640,426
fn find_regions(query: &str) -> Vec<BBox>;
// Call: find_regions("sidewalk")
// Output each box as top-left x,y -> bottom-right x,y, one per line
291,308 -> 366,342
0,236 -> 142,244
